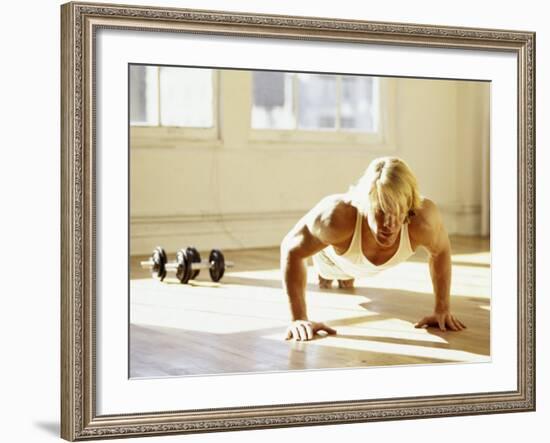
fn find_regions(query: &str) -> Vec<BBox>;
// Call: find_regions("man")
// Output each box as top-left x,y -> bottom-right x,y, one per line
280,156 -> 466,341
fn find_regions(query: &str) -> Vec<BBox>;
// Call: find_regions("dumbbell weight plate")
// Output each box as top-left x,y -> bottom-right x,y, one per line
209,249 -> 225,282
175,249 -> 192,284
152,246 -> 167,281
186,246 -> 201,280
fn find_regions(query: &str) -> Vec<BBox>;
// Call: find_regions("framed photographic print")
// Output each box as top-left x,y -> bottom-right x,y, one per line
61,1 -> 536,440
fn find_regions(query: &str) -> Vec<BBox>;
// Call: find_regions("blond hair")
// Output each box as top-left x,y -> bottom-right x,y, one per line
348,157 -> 421,221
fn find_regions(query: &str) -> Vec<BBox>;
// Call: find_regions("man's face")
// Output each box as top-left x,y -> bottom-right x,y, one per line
367,208 -> 406,247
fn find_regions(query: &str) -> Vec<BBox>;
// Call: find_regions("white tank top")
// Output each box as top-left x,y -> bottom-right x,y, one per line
323,208 -> 415,278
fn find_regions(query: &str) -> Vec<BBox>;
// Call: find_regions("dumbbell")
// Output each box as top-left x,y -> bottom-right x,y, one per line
140,246 -> 168,281
165,248 -> 234,284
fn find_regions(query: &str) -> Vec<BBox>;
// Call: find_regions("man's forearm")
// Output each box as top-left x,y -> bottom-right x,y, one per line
281,251 -> 308,321
429,250 -> 452,311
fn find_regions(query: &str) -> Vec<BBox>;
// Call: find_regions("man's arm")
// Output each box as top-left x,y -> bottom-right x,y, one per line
280,197 -> 352,340
280,222 -> 324,322
429,218 -> 452,316
414,200 -> 467,332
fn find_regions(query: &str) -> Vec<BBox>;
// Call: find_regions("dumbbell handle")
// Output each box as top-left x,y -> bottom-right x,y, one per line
140,259 -> 155,268
165,260 -> 234,271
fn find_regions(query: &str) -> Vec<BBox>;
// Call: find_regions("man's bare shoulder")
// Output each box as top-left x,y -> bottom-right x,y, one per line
409,198 -> 445,247
308,194 -> 356,244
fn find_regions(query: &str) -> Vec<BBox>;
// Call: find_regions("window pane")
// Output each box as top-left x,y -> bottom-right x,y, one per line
341,76 -> 377,132
297,74 -> 337,130
251,72 -> 295,129
159,67 -> 213,128
129,65 -> 158,126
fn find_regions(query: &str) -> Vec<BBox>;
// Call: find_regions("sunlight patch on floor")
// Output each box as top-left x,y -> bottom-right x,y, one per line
264,325 -> 489,363
130,279 -> 377,334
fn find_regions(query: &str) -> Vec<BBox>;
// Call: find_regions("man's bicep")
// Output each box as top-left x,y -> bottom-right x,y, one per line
282,205 -> 329,256
427,210 -> 451,258
432,222 -> 451,258
282,195 -> 348,258
282,222 -> 329,259
416,201 -> 450,258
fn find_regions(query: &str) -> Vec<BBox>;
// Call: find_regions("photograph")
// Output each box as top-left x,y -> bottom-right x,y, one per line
128,65 -> 491,378
60,3 -> 535,439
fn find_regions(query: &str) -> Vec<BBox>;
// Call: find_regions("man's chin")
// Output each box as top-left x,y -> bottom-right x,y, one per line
376,235 -> 395,246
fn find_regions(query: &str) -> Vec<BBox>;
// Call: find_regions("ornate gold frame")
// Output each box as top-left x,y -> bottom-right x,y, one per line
61,2 -> 536,440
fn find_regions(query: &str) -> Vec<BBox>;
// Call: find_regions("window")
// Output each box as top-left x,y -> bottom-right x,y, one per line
251,71 -> 380,135
129,66 -> 394,150
129,65 -> 216,129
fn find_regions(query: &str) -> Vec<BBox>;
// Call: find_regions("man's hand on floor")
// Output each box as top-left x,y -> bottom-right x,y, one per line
415,310 -> 467,331
285,320 -> 337,341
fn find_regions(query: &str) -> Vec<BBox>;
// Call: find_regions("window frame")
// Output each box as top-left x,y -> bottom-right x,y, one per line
129,67 -> 220,149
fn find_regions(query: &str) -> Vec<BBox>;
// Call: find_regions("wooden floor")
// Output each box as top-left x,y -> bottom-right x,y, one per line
130,236 -> 491,378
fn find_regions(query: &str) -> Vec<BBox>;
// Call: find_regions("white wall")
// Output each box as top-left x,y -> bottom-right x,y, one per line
1,1 -> 547,443
130,74 -> 489,255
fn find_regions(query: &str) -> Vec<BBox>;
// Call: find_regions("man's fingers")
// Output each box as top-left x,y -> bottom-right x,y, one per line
451,318 -> 461,331
452,316 -> 464,331
285,328 -> 292,340
447,316 -> 458,331
415,317 -> 429,328
305,323 -> 314,341
286,321 -> 338,341
413,314 -> 466,332
449,315 -> 464,331
297,324 -> 308,341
